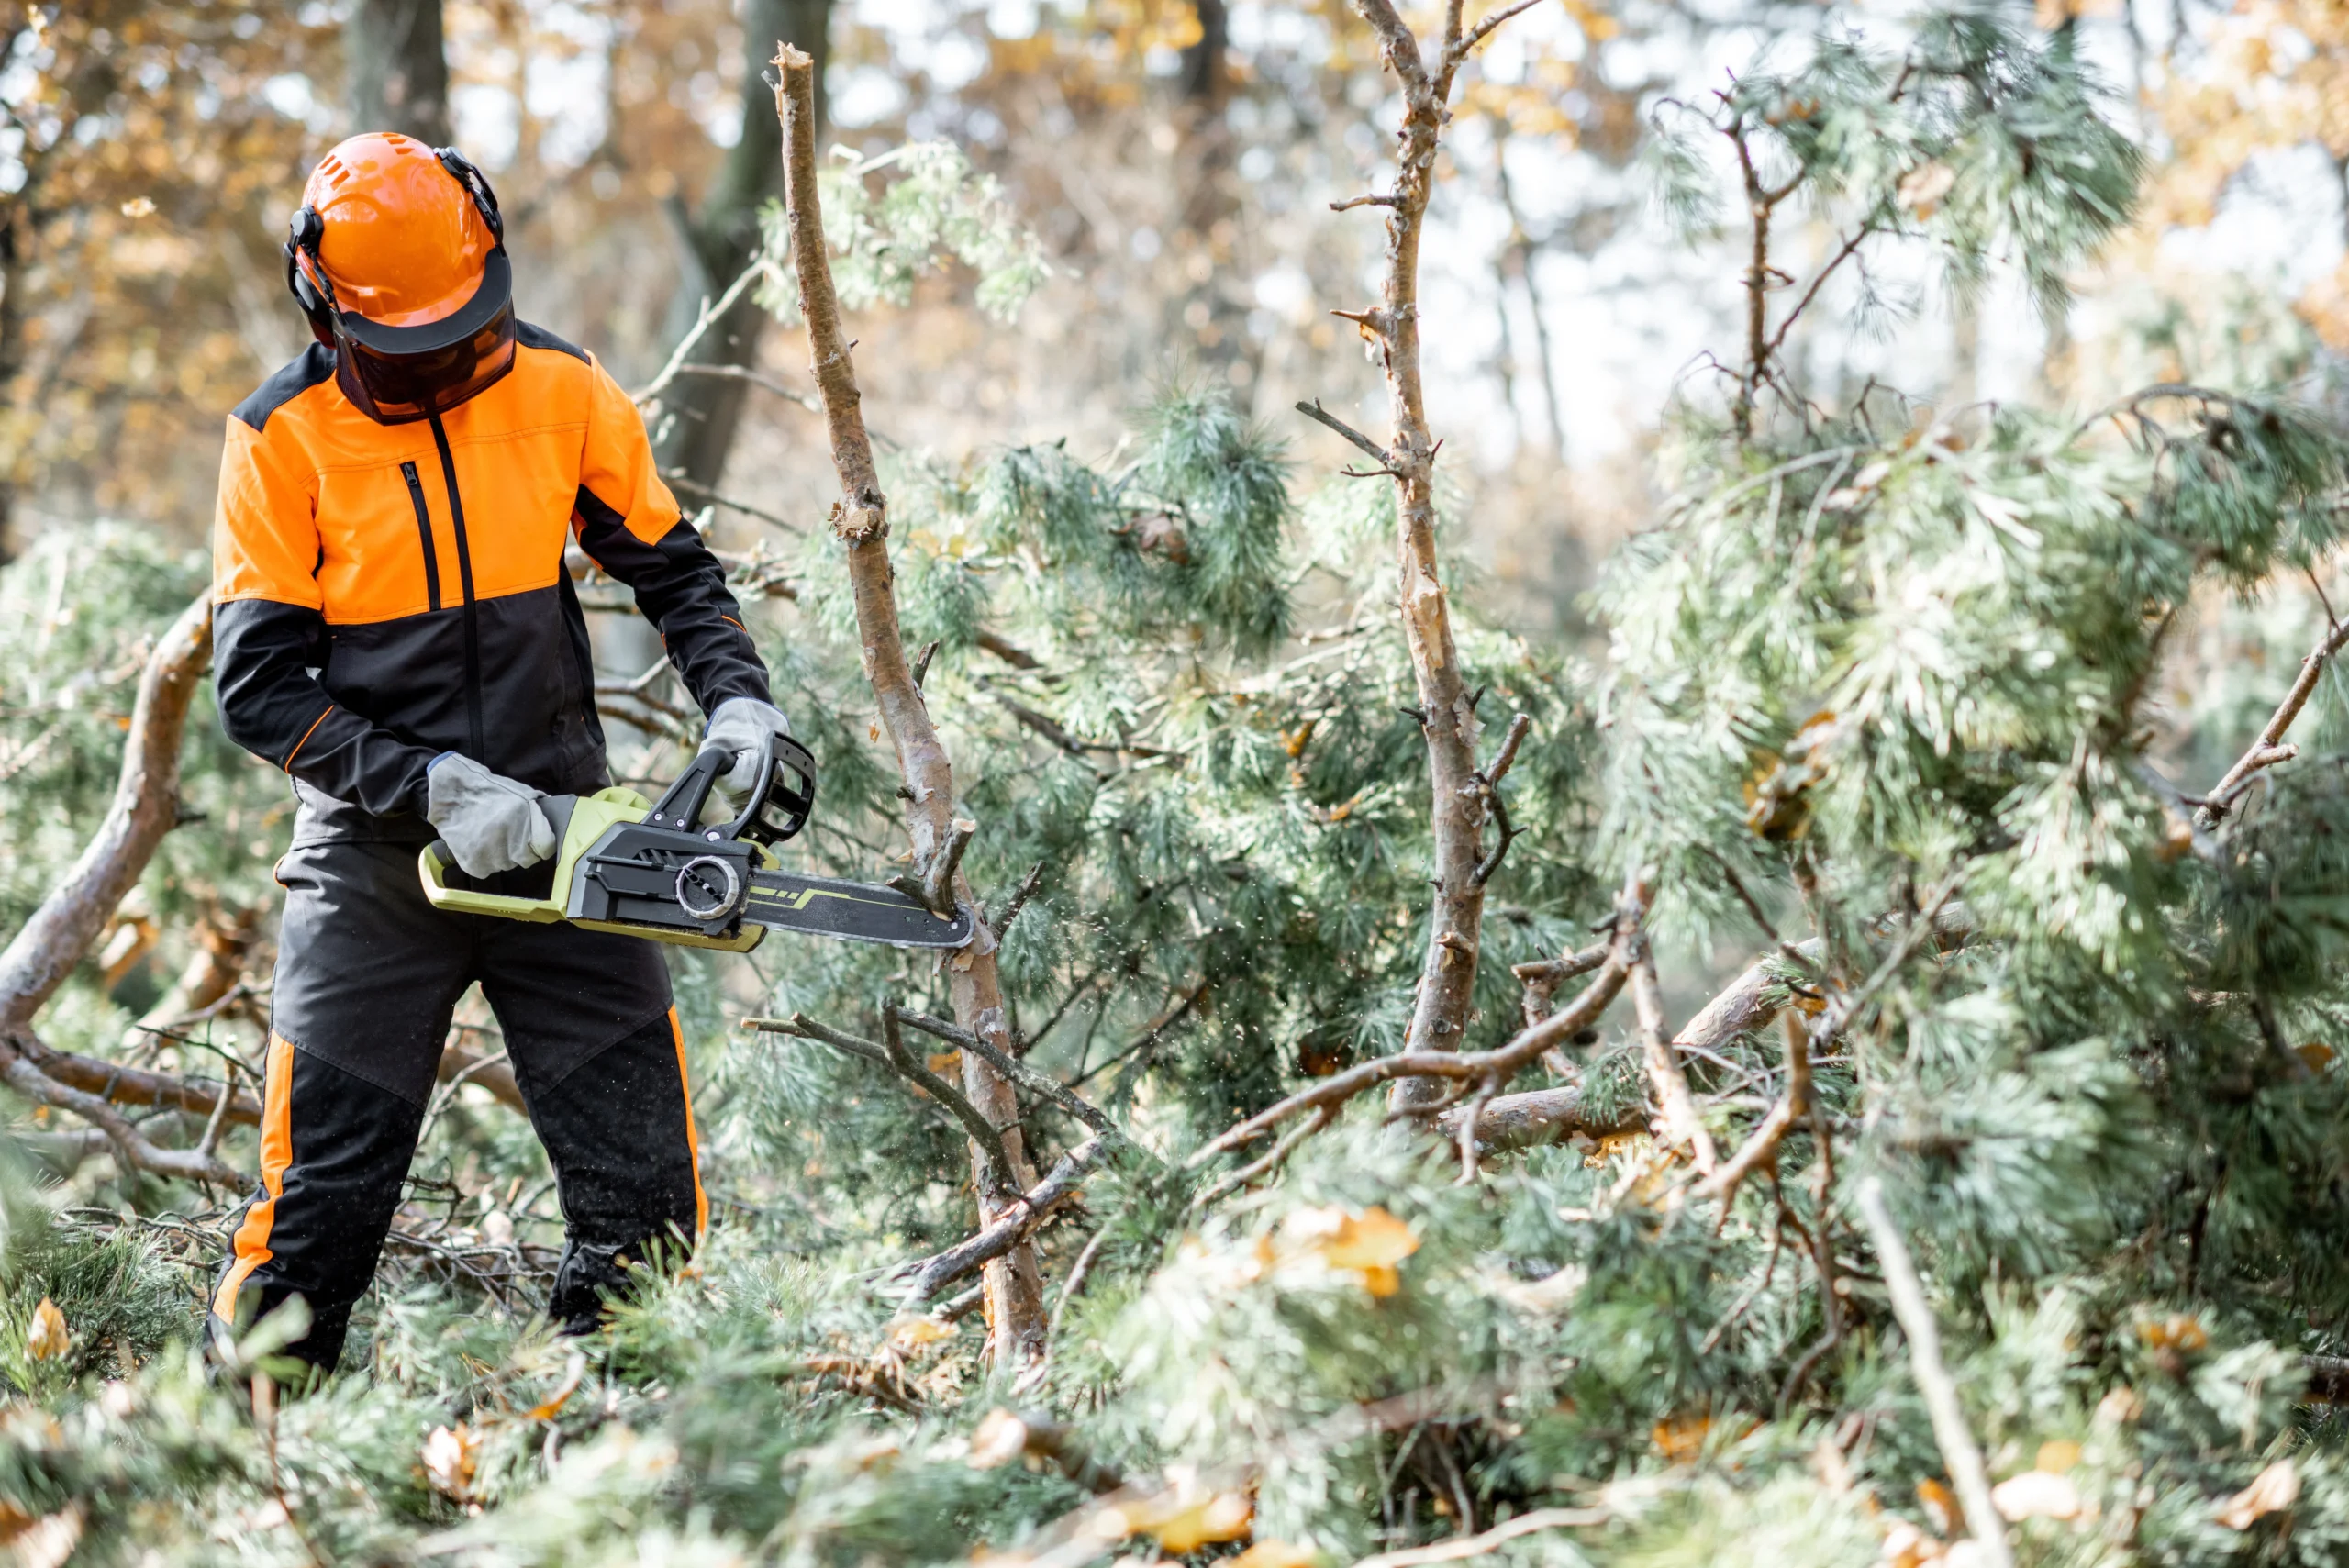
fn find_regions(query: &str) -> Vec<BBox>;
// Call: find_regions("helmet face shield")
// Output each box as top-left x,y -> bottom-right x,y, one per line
284,136 -> 518,426
334,303 -> 517,425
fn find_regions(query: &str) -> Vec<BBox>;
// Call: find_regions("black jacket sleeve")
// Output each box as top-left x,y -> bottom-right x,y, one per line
213,598 -> 440,818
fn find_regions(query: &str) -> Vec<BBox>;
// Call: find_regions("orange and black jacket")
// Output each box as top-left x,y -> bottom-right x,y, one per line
213,324 -> 769,840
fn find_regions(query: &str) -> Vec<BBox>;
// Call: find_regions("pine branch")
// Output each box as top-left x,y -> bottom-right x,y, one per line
1631,939 -> 1719,1173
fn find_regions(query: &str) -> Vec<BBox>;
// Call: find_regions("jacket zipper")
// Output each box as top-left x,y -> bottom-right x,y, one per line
428,413 -> 486,760
400,461 -> 442,612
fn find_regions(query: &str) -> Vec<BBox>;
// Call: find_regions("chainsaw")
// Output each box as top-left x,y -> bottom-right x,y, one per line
417,732 -> 974,951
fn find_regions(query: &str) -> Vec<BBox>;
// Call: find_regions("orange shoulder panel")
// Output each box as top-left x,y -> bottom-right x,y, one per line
214,417 -> 324,610
581,350 -> 681,545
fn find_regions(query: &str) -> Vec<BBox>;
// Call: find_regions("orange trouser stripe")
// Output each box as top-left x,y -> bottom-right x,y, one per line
666,1007 -> 708,1243
212,1033 -> 295,1322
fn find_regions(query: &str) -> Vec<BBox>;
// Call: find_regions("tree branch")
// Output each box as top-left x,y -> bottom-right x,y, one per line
895,1136 -> 1109,1305
1855,1177 -> 2013,1568
891,1006 -> 1133,1151
2196,615 -> 2349,827
1294,399 -> 1393,465
774,41 -> 1048,1360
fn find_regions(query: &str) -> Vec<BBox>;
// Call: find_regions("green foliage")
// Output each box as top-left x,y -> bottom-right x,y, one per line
17,9 -> 2349,1564
755,140 -> 1049,327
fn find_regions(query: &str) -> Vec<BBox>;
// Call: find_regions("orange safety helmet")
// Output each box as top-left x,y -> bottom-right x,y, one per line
284,132 -> 518,424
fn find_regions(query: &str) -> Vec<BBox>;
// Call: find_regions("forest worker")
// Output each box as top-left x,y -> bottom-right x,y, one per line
206,132 -> 793,1373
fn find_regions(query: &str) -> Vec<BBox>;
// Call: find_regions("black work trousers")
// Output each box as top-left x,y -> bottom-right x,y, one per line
210,840 -> 705,1370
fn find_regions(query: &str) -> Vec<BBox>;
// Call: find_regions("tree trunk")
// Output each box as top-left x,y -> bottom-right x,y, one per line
1340,4 -> 1514,1110
346,0 -> 450,144
772,48 -> 1050,1365
653,0 -> 831,498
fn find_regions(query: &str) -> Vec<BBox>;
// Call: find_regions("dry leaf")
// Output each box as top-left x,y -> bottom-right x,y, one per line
927,1051 -> 962,1077
1916,1477 -> 1958,1536
24,1299 -> 69,1363
481,1211 -> 515,1248
1229,1541 -> 1318,1568
1149,1491 -> 1253,1552
1814,1434 -> 1856,1494
1990,1469 -> 2083,1521
1283,1205 -> 1419,1296
526,1351 -> 586,1421
1880,1518 -> 1946,1567
10,1506 -> 83,1568
2215,1458 -> 2299,1529
969,1408 -> 1031,1470
2137,1313 -> 2209,1353
888,1315 -> 955,1351
422,1423 -> 481,1500
1653,1412 -> 1711,1462
2298,1041 -> 2334,1072
2096,1386 -> 2143,1426
2035,1440 -> 2081,1474
1898,162 -> 1958,218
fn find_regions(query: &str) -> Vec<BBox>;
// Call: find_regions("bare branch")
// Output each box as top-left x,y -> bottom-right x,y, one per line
660,472 -> 802,532
1631,942 -> 1719,1173
1294,399 -> 1394,464
896,1136 -> 1109,1305
2198,616 -> 2349,827
1330,193 -> 1403,212
1348,1507 -> 1610,1568
988,862 -> 1046,941
892,1007 -> 1133,1151
1449,0 -> 1548,63
1855,1177 -> 2013,1568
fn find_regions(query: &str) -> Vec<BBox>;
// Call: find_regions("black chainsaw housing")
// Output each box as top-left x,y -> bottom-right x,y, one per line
572,734 -> 817,939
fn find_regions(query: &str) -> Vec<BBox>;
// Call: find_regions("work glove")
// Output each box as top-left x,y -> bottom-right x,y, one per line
703,696 -> 794,811
426,753 -> 556,878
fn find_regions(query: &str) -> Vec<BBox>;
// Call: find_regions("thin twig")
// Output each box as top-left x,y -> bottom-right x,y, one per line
988,862 -> 1046,941
2197,616 -> 2349,827
1631,942 -> 1718,1173
1348,1506 -> 1609,1568
631,261 -> 763,405
1294,399 -> 1393,464
892,1008 -> 1132,1150
661,472 -> 803,532
1855,1177 -> 2012,1568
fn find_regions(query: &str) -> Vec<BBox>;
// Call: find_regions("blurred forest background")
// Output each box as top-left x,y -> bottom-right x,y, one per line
13,0 -> 2349,1563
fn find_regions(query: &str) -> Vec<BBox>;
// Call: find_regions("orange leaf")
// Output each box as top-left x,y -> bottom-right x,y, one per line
2215,1459 -> 2299,1529
24,1299 -> 70,1363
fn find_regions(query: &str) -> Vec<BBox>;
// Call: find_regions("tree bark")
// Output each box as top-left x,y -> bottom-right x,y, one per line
653,0 -> 831,498
1341,2 -> 1529,1108
772,47 -> 1050,1365
346,0 -> 450,145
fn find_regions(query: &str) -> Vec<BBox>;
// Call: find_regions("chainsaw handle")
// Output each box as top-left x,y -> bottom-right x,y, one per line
645,744 -> 730,833
722,730 -> 816,845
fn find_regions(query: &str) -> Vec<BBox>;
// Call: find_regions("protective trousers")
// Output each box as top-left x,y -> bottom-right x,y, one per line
210,840 -> 705,1370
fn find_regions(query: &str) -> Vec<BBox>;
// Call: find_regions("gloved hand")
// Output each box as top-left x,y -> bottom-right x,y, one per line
703,696 -> 794,809
426,753 -> 556,878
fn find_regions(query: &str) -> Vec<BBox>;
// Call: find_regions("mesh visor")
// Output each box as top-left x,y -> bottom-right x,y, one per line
336,306 -> 517,424
329,249 -> 517,425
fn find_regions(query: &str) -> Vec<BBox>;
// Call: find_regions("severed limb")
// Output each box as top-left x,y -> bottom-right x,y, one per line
0,594 -> 244,1187
774,41 -> 1047,1360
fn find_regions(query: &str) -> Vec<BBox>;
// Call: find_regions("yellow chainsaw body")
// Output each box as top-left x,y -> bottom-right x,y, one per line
416,785 -> 773,953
